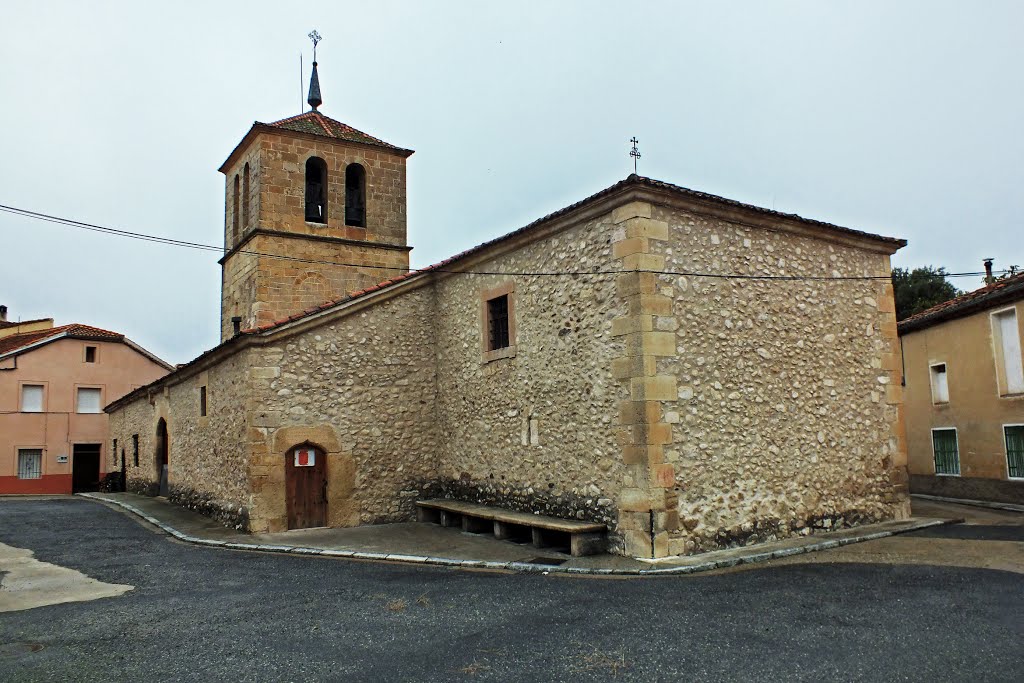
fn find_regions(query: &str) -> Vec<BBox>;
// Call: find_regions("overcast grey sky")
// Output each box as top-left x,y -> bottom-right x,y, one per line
2,1 -> 1021,363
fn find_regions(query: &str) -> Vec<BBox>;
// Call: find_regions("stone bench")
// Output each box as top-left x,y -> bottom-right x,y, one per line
415,499 -> 607,556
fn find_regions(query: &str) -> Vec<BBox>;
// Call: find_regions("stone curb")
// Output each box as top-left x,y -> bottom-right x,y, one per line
77,493 -> 959,577
911,493 -> 1024,514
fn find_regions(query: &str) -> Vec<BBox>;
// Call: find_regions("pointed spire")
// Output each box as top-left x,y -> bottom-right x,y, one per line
307,61 -> 322,111
307,30 -> 323,111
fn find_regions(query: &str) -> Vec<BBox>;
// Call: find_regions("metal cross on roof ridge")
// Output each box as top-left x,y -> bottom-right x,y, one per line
630,136 -> 641,174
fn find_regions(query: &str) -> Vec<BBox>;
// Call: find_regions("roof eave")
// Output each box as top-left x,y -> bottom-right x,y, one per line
218,123 -> 414,175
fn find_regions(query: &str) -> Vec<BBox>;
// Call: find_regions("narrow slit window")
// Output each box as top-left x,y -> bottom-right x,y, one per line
929,363 -> 949,403
232,174 -> 240,243
345,163 -> 366,227
132,434 -> 139,467
487,295 -> 510,351
305,157 -> 328,224
242,162 -> 251,230
200,386 -> 207,417
932,428 -> 960,476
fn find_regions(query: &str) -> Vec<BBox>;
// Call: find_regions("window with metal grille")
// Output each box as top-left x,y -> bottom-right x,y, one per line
487,294 -> 510,351
932,428 -> 960,476
1006,425 -> 1024,479
17,449 -> 42,479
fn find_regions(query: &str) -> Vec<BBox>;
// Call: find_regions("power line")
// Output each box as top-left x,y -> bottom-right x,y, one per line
0,203 -> 1006,283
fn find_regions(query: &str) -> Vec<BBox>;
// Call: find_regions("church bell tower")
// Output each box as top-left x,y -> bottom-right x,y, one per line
217,48 -> 414,340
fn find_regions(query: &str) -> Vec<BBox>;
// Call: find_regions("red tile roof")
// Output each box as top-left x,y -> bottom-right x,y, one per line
265,111 -> 408,152
899,271 -> 1024,334
0,324 -> 124,356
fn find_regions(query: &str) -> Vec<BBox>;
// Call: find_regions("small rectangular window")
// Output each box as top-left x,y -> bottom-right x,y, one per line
85,346 -> 97,363
76,387 -> 102,414
200,386 -> 207,417
929,363 -> 949,404
21,384 -> 44,412
487,295 -> 510,351
132,434 -> 139,467
17,449 -> 42,479
932,428 -> 960,476
1006,425 -> 1024,479
992,309 -> 1024,395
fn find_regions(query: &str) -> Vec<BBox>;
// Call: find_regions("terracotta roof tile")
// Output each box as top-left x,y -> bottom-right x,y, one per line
265,111 -> 407,152
0,323 -> 124,356
899,272 -> 1024,334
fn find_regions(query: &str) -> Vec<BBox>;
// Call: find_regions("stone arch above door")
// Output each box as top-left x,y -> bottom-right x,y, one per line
266,424 -> 357,529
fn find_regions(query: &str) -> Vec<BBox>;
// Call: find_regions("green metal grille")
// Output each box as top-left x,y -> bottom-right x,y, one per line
932,429 -> 960,475
1006,426 -> 1024,479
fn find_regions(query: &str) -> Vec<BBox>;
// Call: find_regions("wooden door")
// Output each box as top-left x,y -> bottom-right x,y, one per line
286,445 -> 327,529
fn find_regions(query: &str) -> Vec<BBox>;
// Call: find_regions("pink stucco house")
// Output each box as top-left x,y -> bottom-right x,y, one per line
0,306 -> 172,494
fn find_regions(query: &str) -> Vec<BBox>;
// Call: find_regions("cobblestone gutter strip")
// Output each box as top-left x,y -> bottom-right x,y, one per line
911,493 -> 1024,514
77,494 -> 958,577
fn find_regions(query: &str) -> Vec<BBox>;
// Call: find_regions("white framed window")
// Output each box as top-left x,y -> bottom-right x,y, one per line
21,384 -> 44,412
1005,424 -> 1024,480
929,363 -> 949,404
76,387 -> 102,414
17,449 -> 43,479
931,428 -> 960,476
991,307 -> 1024,396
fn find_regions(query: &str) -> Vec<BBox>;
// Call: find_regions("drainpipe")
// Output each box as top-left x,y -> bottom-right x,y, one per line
984,258 -> 995,285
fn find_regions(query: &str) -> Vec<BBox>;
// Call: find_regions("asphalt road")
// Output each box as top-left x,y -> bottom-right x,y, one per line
1,498 -> 1022,682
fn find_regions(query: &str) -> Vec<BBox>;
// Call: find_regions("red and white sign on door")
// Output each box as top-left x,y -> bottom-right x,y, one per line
293,447 -> 316,467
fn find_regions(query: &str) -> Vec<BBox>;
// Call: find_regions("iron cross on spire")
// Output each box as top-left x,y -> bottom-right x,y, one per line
629,137 -> 641,175
308,30 -> 322,61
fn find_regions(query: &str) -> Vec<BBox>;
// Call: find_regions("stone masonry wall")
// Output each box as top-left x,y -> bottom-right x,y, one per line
433,214 -> 628,549
644,204 -> 909,555
256,132 -> 408,246
108,350 -> 253,529
245,287 -> 441,533
219,131 -> 411,340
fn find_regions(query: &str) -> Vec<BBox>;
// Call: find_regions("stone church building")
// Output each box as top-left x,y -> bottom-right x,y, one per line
107,67 -> 911,558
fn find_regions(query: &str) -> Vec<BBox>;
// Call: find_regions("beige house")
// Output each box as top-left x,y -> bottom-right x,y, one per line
899,271 -> 1024,504
105,71 -> 912,557
0,308 -> 172,494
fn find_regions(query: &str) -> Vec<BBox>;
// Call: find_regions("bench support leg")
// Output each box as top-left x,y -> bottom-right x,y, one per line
531,528 -> 546,548
494,520 -> 513,540
417,507 -> 440,523
570,532 -> 606,557
439,511 -> 461,528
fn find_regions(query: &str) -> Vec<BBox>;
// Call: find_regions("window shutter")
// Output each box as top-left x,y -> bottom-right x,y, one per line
21,385 -> 43,412
998,311 -> 1024,394
76,388 -> 102,413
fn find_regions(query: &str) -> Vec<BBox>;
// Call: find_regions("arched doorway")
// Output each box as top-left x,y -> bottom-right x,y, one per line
285,443 -> 327,529
156,418 -> 169,497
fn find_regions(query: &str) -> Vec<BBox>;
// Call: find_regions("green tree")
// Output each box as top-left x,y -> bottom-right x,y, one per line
891,266 -> 960,321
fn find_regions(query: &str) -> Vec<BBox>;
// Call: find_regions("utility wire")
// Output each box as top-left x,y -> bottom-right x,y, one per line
0,203 -> 1005,283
